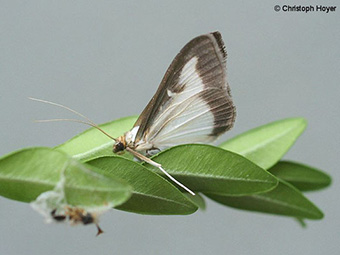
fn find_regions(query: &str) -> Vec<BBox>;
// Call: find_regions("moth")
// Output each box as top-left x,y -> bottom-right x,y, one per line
51,207 -> 104,236
31,31 -> 236,195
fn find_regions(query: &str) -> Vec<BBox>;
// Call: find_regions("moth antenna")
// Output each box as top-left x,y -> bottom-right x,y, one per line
125,147 -> 195,195
29,97 -> 98,127
34,118 -> 117,141
29,97 -> 116,141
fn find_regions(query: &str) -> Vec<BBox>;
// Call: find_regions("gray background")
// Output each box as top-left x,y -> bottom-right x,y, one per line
1,1 -> 339,254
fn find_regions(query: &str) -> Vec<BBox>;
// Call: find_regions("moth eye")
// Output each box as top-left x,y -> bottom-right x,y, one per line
113,142 -> 125,153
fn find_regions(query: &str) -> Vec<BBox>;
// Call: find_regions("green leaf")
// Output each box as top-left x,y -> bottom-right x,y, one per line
269,161 -> 331,192
184,193 -> 206,210
146,144 -> 278,195
86,156 -> 198,215
219,118 -> 307,169
206,179 -> 323,219
56,116 -> 138,161
0,147 -> 131,208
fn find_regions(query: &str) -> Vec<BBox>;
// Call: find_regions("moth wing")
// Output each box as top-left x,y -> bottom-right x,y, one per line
133,32 -> 236,152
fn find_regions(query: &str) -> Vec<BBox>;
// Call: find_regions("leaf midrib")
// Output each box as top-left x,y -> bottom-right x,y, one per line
153,171 -> 276,184
131,190 -> 195,209
0,176 -> 128,193
252,194 -> 320,217
279,177 -> 330,185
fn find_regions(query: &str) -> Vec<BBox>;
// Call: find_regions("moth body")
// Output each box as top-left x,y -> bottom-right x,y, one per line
113,126 -> 158,156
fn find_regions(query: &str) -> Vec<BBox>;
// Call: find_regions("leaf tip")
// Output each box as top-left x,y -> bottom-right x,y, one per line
313,208 -> 324,220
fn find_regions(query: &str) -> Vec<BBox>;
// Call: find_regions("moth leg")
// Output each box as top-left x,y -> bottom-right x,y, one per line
125,147 -> 195,195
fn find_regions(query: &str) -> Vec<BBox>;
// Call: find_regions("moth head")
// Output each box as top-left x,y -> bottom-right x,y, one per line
113,136 -> 126,154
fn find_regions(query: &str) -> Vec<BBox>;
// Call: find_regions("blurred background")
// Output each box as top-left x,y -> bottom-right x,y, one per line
1,1 -> 339,254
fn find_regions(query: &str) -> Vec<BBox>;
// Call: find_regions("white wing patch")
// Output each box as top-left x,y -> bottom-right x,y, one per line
135,57 -> 215,152
125,126 -> 139,145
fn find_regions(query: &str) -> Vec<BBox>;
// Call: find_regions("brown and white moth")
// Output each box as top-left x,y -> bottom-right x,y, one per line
31,31 -> 236,195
